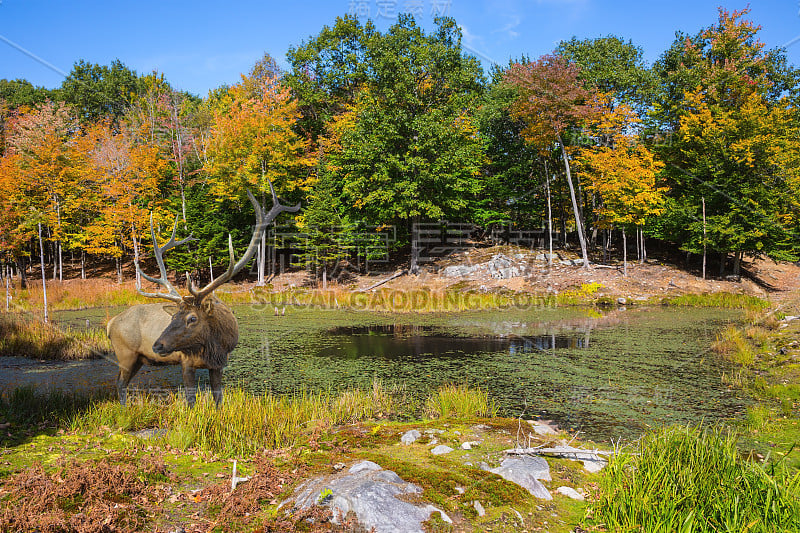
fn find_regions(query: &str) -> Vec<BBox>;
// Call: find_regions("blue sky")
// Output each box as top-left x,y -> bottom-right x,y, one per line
1,1 -> 798,96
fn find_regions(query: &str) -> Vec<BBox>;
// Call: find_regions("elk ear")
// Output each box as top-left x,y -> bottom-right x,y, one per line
162,304 -> 179,315
201,299 -> 215,316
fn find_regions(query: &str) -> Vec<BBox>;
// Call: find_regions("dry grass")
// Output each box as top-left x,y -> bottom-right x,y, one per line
0,312 -> 111,360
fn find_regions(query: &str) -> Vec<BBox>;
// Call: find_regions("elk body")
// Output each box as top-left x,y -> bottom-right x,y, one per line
107,185 -> 299,406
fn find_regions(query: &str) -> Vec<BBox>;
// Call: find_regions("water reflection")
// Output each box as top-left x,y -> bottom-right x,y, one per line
322,324 -> 589,358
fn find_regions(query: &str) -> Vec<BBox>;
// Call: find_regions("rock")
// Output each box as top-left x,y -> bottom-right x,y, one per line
442,265 -> 476,277
582,459 -> 607,473
401,429 -> 422,445
460,441 -> 480,450
131,428 -> 168,439
556,486 -> 584,501
473,500 -> 486,517
617,297 -> 627,305
287,460 -> 452,533
528,420 -> 557,436
431,445 -> 454,455
486,456 -> 552,500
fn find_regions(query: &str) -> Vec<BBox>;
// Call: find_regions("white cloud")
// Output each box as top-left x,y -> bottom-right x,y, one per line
493,14 -> 522,39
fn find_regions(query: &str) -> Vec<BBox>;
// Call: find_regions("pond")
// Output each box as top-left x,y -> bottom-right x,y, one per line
2,304 -> 747,441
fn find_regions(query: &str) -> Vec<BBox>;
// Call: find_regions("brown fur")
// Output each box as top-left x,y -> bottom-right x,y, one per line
106,298 -> 238,405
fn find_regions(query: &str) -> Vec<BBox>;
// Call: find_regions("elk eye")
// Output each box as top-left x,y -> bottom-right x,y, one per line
187,315 -> 198,324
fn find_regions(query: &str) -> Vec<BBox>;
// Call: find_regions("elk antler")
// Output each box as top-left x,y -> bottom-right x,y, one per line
187,181 -> 301,302
135,213 -> 196,303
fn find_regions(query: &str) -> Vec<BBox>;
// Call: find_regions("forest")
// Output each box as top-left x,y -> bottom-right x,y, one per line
1,7 -> 798,286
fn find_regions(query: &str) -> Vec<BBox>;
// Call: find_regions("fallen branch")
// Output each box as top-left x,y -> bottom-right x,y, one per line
504,445 -> 615,461
359,269 -> 407,291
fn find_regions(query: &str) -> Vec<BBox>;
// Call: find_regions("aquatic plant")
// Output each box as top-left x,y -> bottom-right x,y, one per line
588,425 -> 800,532
424,383 -> 497,419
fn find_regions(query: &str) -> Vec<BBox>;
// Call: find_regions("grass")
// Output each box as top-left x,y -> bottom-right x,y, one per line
13,278 -> 146,311
712,324 -> 757,366
0,312 -> 111,360
662,292 -> 769,311
423,383 -> 497,419
3,381 -> 495,456
588,425 -> 800,533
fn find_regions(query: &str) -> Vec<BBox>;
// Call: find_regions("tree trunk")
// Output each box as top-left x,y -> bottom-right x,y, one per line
209,256 -> 215,282
410,216 -> 420,275
701,197 -> 707,280
641,228 -> 647,263
38,223 -> 49,323
556,134 -> 589,269
133,231 -> 141,288
17,257 -> 27,289
5,267 -> 10,312
322,265 -> 327,290
622,226 -> 627,277
733,251 -> 742,277
81,250 -> 86,280
544,162 -> 553,270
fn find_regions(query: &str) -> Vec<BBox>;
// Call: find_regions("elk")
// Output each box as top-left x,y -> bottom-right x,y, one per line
107,183 -> 299,406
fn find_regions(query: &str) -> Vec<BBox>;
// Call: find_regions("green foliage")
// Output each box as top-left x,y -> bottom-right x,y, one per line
58,59 -> 143,124
556,35 -> 655,113
589,425 -> 800,532
424,384 -> 497,419
651,8 -> 800,267
334,16 -> 486,230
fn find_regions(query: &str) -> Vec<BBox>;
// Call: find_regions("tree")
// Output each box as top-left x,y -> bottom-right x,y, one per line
327,16 -> 486,273
6,101 -> 77,280
556,36 -> 655,114
59,59 -> 142,124
503,55 -> 598,269
652,8 -> 800,272
579,137 -> 666,275
76,121 -> 168,283
285,15 -> 376,142
204,54 -> 312,284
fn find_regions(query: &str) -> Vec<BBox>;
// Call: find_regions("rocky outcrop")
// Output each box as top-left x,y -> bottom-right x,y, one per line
286,461 -> 451,533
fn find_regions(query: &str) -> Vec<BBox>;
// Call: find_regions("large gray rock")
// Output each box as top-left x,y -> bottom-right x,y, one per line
556,486 -> 585,501
486,456 -> 552,500
430,445 -> 454,455
400,429 -> 421,445
288,460 -> 451,533
442,265 -> 476,277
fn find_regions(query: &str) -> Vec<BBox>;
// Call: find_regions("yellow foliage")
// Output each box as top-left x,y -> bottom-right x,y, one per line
579,139 -> 666,228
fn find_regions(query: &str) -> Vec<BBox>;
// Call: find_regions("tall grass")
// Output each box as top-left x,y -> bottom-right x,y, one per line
0,312 -> 111,360
70,380 -> 409,455
0,385 -> 112,427
424,384 -> 497,419
9,381 -> 497,455
589,426 -> 800,532
712,325 -> 756,366
15,279 -> 146,311
662,292 -> 769,311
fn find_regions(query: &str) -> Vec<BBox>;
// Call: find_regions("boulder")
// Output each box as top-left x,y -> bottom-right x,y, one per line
288,461 -> 451,533
485,456 -> 552,500
400,429 -> 421,445
556,486 -> 584,501
431,445 -> 454,455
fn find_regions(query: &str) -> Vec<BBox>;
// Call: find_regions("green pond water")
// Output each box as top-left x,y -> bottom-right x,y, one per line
10,305 -> 747,441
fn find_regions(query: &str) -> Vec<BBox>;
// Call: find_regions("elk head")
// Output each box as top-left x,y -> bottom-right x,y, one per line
136,181 -> 300,362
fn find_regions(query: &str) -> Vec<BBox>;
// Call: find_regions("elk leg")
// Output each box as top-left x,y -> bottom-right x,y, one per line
209,368 -> 224,405
181,363 -> 197,407
116,358 -> 143,406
